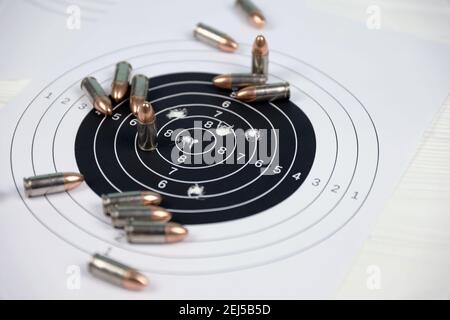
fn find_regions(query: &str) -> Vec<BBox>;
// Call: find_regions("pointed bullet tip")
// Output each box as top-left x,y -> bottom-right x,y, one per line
253,35 -> 268,55
111,82 -> 129,102
212,75 -> 232,89
236,87 -> 256,102
136,101 -> 155,124
95,96 -> 113,116
166,223 -> 188,243
250,13 -> 266,28
63,173 -> 84,190
151,206 -> 172,222
219,40 -> 239,53
142,191 -> 162,205
123,271 -> 148,290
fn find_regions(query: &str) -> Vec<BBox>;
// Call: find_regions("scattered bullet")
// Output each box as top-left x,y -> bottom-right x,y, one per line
88,253 -> 148,290
213,73 -> 267,89
23,172 -> 84,198
236,82 -> 290,102
109,205 -> 172,228
111,61 -> 132,102
252,35 -> 269,76
125,221 -> 188,244
193,23 -> 238,53
236,0 -> 266,28
136,101 -> 158,151
81,76 -> 113,116
102,191 -> 162,215
130,74 -> 149,115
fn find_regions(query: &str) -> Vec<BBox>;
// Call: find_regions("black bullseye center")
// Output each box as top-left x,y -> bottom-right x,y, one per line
75,72 -> 316,224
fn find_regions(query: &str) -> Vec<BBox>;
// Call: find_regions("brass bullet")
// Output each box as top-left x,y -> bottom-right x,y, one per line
111,61 -> 132,102
236,0 -> 266,28
236,82 -> 290,102
102,191 -> 162,215
81,76 -> 113,116
213,73 -> 267,89
125,221 -> 188,244
252,35 -> 269,76
193,23 -> 238,53
23,172 -> 84,197
136,101 -> 158,151
109,205 -> 172,228
88,253 -> 148,290
130,74 -> 149,115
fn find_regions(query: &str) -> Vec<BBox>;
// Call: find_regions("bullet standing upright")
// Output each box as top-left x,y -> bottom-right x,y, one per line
111,61 -> 132,102
252,35 -> 269,76
23,172 -> 84,197
88,253 -> 148,290
136,101 -> 158,151
130,74 -> 149,115
193,23 -> 238,52
81,76 -> 113,116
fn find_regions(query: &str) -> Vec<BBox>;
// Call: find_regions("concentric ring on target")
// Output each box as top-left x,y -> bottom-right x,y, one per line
9,40 -> 378,275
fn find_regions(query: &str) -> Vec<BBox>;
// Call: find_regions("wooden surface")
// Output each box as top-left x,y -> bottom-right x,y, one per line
1,81 -> 449,299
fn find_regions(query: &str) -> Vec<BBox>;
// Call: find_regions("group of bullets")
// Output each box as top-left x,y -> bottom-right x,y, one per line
23,173 -> 186,290
22,0 -> 285,291
86,190 -> 190,290
194,1 -> 290,103
81,61 -> 158,152
102,190 -> 188,244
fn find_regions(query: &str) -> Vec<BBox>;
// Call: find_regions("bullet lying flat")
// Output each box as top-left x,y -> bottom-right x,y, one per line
193,23 -> 238,53
136,101 -> 158,151
88,253 -> 148,290
236,82 -> 290,102
213,73 -> 267,89
236,0 -> 266,28
81,76 -> 113,116
252,35 -> 269,76
102,191 -> 162,215
109,205 -> 172,228
130,74 -> 149,115
125,221 -> 188,244
23,172 -> 84,197
111,61 -> 132,102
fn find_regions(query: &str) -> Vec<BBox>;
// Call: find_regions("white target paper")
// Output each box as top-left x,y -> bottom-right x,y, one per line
0,0 -> 449,299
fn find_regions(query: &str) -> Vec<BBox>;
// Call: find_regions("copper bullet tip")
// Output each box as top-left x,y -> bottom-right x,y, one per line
250,12 -> 265,28
130,97 -> 145,116
123,270 -> 149,290
212,74 -> 232,89
253,35 -> 268,55
219,39 -> 239,53
63,172 -> 84,190
149,206 -> 172,222
136,101 -> 155,124
111,81 -> 128,102
94,96 -> 113,116
141,191 -> 162,206
194,23 -> 239,53
165,222 -> 188,243
236,86 -> 257,102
